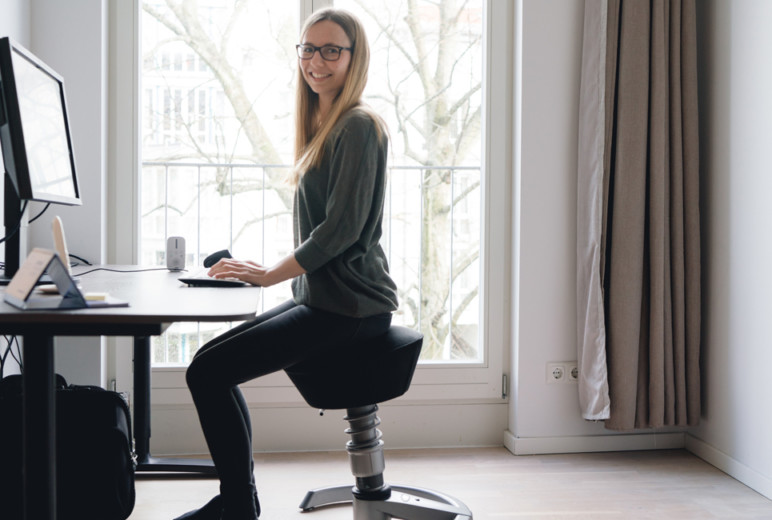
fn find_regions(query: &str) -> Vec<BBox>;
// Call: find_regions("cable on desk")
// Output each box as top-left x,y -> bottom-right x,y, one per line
69,254 -> 92,266
73,267 -> 170,277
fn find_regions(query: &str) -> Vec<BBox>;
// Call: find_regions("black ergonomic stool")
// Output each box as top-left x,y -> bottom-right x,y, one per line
285,325 -> 473,520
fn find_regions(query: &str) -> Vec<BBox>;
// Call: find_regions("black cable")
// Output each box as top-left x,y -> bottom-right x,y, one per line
9,336 -> 22,373
28,202 -> 51,224
73,266 -> 170,277
1,336 -> 10,378
1,335 -> 23,378
69,254 -> 92,266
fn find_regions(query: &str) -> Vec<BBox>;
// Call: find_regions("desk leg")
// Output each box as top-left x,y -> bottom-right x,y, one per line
22,334 -> 56,520
133,336 -> 152,463
133,336 -> 217,475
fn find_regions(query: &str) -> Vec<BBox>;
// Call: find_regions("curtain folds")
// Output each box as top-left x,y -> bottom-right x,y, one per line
576,0 -> 700,430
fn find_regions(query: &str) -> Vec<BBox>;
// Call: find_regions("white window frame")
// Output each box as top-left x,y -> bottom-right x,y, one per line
108,0 -> 512,408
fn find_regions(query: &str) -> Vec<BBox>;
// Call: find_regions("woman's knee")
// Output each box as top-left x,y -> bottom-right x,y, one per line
186,356 -> 205,390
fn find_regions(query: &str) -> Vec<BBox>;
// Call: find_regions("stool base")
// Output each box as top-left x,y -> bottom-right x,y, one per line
299,484 -> 473,519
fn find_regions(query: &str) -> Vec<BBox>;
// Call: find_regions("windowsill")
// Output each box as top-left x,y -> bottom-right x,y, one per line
150,364 -> 506,407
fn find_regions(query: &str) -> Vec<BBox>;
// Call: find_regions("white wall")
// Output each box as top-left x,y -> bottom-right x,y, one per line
687,0 -> 772,500
0,1 -> 29,47
511,0 -> 590,438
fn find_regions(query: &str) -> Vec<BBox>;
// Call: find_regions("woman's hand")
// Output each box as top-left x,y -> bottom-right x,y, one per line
207,259 -> 269,286
207,254 -> 306,287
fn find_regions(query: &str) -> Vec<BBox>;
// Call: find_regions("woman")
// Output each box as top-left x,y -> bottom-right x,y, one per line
174,8 -> 398,520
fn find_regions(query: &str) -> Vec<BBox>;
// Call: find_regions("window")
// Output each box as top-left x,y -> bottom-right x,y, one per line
123,0 -> 510,403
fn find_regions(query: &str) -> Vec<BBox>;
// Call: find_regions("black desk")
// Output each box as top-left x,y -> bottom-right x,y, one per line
0,266 -> 261,520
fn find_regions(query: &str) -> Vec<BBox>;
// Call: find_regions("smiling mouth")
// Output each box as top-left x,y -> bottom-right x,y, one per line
309,71 -> 331,79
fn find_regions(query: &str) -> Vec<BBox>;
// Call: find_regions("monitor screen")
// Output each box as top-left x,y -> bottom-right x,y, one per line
0,36 -> 81,206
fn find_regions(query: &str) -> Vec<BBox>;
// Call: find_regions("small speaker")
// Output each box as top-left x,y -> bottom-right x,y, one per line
166,236 -> 185,271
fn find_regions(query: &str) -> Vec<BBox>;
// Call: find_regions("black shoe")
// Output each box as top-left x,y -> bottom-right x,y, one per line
173,495 -> 222,520
174,490 -> 259,520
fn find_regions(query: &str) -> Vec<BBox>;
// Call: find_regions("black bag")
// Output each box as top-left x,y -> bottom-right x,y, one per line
0,374 -> 136,520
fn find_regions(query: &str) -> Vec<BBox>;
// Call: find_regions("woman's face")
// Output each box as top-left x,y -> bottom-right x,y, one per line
300,20 -> 352,108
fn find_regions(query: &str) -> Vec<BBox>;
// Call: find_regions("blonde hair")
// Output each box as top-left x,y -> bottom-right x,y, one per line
292,8 -> 385,185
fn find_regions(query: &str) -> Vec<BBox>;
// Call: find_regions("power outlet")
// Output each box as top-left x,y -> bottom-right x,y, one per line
567,363 -> 579,383
547,362 -> 578,384
546,363 -> 566,383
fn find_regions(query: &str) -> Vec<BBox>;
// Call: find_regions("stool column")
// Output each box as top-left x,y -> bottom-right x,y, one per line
345,406 -> 391,499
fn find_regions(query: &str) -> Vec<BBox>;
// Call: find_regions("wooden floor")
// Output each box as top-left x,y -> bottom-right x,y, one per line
132,448 -> 772,519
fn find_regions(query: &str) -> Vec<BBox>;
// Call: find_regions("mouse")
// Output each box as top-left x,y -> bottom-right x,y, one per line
203,249 -> 233,268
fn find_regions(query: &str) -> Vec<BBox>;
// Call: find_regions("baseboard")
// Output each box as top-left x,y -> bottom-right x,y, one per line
685,434 -> 772,501
503,430 -> 686,455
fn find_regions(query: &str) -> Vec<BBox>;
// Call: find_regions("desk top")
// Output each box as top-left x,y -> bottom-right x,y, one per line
0,266 -> 262,336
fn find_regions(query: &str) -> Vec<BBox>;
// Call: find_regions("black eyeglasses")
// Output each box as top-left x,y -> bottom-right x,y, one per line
296,44 -> 352,62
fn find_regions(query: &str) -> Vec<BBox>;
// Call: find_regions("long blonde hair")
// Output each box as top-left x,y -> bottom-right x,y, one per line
292,8 -> 384,185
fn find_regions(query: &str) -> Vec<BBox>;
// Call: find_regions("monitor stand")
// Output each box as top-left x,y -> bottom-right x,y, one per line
4,173 -> 24,283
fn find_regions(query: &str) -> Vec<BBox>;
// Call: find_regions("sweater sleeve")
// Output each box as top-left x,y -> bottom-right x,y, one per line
294,113 -> 382,273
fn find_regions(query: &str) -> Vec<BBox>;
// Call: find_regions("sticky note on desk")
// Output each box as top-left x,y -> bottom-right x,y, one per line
84,292 -> 108,301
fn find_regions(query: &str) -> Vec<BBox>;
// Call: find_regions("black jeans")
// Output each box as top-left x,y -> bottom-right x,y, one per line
186,300 -> 392,516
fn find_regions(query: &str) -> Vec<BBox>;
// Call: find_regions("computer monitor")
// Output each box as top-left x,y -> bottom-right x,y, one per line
0,36 -> 81,280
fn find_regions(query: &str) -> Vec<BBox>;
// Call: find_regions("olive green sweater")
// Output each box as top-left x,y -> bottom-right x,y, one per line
291,108 -> 398,317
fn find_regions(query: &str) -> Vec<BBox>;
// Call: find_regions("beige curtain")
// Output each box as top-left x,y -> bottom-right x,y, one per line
576,0 -> 700,430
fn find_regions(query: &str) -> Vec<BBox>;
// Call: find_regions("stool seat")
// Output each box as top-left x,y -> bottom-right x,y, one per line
284,325 -> 473,519
286,325 -> 422,410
